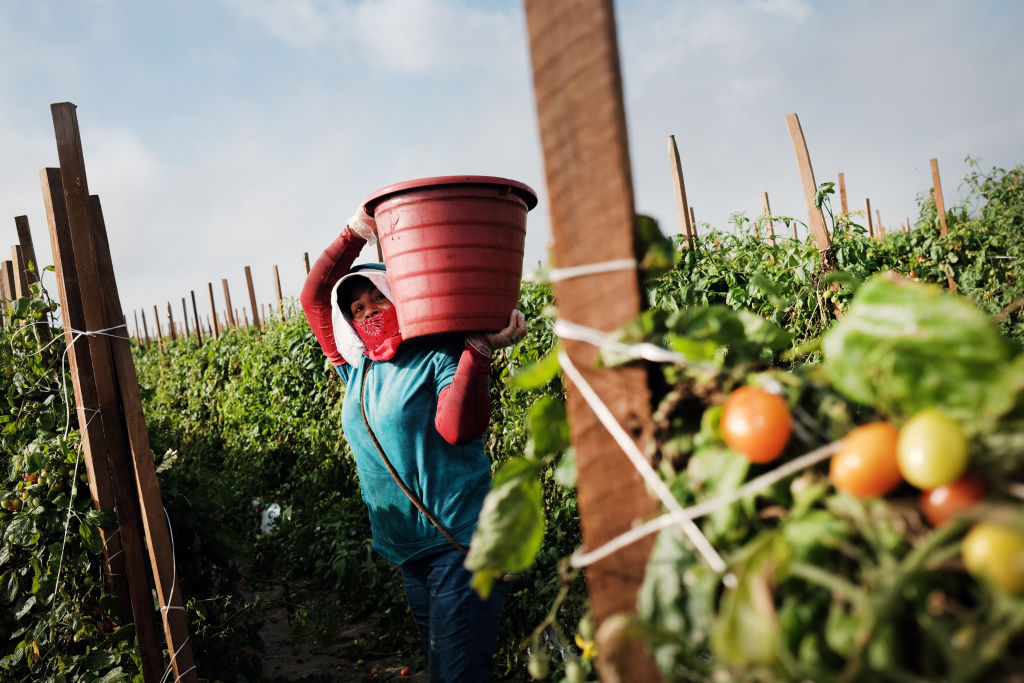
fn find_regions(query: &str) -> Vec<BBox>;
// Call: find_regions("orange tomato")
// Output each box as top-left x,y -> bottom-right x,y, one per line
720,386 -> 792,463
830,422 -> 902,499
919,475 -> 986,526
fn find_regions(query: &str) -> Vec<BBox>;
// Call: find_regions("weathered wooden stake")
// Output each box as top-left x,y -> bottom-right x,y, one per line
190,290 -> 203,347
244,265 -> 261,332
302,252 -> 311,276
864,198 -> 875,237
876,209 -> 885,236
785,113 -> 834,266
166,302 -> 177,341
667,134 -> 694,245
133,310 -> 142,347
904,216 -> 911,234
761,191 -> 776,245
838,172 -> 848,214
0,261 -> 15,308
525,1 -> 662,678
11,245 -> 29,298
688,206 -> 697,236
792,220 -> 798,240
273,264 -> 283,312
40,167 -> 137,632
14,216 -> 40,289
222,279 -> 236,327
930,158 -> 949,237
207,282 -> 220,339
140,308 -> 151,346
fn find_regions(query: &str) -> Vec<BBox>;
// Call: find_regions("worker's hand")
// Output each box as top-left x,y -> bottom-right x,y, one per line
466,310 -> 527,356
347,206 -> 377,244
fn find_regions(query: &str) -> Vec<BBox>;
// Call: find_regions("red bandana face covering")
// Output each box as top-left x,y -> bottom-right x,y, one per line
353,305 -> 403,361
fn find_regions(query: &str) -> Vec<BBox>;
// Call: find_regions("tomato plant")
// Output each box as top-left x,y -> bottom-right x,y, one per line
830,422 -> 902,499
919,475 -> 986,526
719,386 -> 792,463
962,522 -> 1024,594
897,410 -> 969,489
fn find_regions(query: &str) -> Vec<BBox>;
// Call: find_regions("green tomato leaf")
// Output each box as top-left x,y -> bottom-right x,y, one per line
823,272 -> 1024,423
528,396 -> 569,458
509,346 -> 561,389
465,457 -> 545,599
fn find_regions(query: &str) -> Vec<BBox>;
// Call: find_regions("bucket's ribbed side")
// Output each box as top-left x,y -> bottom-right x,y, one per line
376,188 -> 528,338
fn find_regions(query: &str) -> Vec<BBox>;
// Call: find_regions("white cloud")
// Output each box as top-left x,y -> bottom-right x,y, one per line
223,0 -> 337,46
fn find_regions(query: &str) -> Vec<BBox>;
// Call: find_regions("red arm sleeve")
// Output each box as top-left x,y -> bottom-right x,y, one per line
435,347 -> 492,445
300,227 -> 367,365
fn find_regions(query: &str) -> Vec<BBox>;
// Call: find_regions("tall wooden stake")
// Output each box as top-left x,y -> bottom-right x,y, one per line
14,216 -> 41,289
838,172 -> 848,214
785,113 -> 834,268
667,134 -> 694,245
10,245 -> 29,298
876,209 -> 885,236
273,264 -> 283,312
190,290 -> 203,347
302,252 -> 311,276
760,191 -> 776,245
0,261 -> 15,306
50,102 -> 197,679
140,308 -> 151,346
166,302 -> 177,341
222,279 -> 236,327
525,1 -> 661,678
864,198 -> 875,237
207,282 -> 220,339
930,158 -> 956,290
244,265 -> 261,332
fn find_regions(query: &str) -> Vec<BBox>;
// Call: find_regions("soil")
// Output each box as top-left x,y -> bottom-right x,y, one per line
256,585 -> 427,683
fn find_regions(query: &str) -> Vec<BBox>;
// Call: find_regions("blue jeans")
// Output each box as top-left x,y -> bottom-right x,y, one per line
400,548 -> 508,682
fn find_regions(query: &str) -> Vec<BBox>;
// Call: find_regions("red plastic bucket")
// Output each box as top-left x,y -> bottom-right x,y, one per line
364,175 -> 538,339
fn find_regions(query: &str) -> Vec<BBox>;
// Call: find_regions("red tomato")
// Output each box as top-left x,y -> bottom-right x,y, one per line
720,386 -> 792,463
830,422 -> 902,499
400,668 -> 412,677
920,476 -> 986,526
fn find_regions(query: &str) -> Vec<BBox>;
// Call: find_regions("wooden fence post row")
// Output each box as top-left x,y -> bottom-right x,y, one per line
42,102 -> 197,682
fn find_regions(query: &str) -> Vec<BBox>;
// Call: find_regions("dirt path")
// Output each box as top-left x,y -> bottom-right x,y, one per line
255,585 -> 427,682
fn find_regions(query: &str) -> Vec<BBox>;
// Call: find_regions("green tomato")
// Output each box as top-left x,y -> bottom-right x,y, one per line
563,659 -> 585,683
962,522 -> 1024,594
897,410 -> 968,489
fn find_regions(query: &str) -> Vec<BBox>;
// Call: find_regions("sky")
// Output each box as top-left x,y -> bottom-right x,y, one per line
1,0 -> 1021,330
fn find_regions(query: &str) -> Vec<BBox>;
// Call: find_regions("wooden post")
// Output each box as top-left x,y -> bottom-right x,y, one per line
50,103 -> 197,680
524,1 -> 661,678
0,261 -> 15,306
273,264 -> 283,312
838,172 -> 848,214
302,252 -> 311,276
864,198 -> 875,238
785,113 -> 834,267
207,282 -> 220,339
166,302 -> 177,341
760,191 -> 776,245
40,168 -> 136,624
140,308 -> 151,346
667,134 -> 694,245
190,290 -> 203,347
688,206 -> 697,236
904,216 -> 911,234
151,304 -> 163,339
792,220 -> 798,240
14,216 -> 41,289
876,209 -> 885,236
240,308 -> 248,330
244,265 -> 261,332
222,279 -> 236,327
11,245 -> 30,298
133,310 -> 142,347
930,158 -> 949,236
930,159 -> 956,290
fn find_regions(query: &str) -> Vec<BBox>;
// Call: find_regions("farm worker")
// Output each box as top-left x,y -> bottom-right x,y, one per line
300,205 -> 527,682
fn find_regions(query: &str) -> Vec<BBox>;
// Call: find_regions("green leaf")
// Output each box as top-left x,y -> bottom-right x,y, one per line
509,346 -> 561,389
465,457 -> 545,599
527,396 -> 568,457
823,273 -> 1024,424
635,214 -> 678,277
553,448 -> 577,489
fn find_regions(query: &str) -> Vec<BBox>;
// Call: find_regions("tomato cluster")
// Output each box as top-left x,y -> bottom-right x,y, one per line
717,386 -> 1024,594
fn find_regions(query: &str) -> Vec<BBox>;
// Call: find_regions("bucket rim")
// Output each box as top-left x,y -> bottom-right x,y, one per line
363,175 -> 539,214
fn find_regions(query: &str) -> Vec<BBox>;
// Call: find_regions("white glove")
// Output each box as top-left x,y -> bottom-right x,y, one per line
467,310 -> 527,356
347,206 -> 377,245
